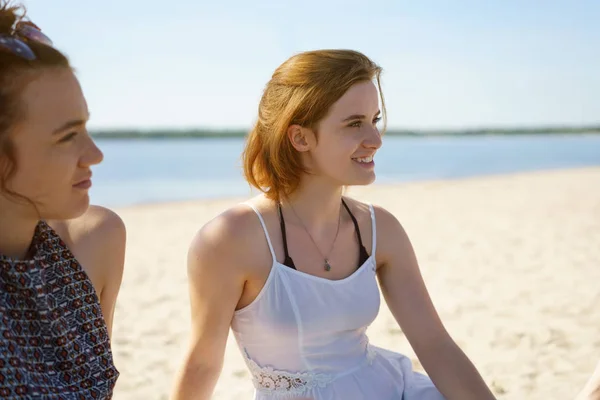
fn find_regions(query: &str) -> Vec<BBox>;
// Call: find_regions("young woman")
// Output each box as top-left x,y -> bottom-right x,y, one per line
0,2 -> 124,398
171,49 -> 497,400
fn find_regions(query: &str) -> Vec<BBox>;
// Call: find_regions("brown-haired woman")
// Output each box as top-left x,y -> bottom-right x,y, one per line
171,49 -> 497,399
0,2 -> 124,398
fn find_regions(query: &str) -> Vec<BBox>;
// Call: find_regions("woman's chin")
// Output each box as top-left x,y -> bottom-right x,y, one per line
343,175 -> 376,187
40,197 -> 90,221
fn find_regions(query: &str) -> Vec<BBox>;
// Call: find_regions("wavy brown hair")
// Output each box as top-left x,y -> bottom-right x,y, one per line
0,0 -> 70,200
242,49 -> 386,202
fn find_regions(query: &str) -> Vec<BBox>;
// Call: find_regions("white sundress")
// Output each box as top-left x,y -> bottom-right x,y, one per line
230,203 -> 445,399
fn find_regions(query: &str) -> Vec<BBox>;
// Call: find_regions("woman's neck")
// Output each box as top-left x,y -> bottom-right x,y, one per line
0,201 -> 39,260
283,176 -> 345,230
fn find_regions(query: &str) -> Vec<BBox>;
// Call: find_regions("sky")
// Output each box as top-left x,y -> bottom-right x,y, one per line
21,0 -> 600,130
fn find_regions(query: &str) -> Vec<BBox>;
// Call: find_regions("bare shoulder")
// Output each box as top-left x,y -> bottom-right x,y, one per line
370,204 -> 413,266
49,205 -> 126,295
186,201 -> 272,317
340,196 -> 373,225
371,204 -> 403,231
187,202 -> 267,279
83,205 -> 125,232
57,205 -> 126,253
339,197 -> 405,240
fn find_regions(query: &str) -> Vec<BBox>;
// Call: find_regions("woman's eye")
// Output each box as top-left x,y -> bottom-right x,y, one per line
59,132 -> 78,142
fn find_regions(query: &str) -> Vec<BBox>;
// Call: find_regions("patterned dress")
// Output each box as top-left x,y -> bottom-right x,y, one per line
0,221 -> 119,399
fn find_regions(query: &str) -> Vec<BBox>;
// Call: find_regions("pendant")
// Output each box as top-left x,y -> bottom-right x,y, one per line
324,259 -> 331,271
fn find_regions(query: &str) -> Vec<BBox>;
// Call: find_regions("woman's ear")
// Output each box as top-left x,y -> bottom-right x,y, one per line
287,124 -> 311,152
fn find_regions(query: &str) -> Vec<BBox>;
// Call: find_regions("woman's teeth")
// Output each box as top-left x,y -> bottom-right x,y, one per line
353,156 -> 373,163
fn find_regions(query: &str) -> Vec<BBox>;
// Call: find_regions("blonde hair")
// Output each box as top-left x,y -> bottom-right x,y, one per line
242,49 -> 386,202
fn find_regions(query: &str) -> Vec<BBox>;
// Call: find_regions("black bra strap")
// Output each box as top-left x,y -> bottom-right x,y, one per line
278,200 -> 369,270
277,203 -> 297,269
342,199 -> 370,265
341,199 -> 362,245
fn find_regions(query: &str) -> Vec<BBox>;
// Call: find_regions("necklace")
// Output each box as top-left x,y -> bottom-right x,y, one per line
287,201 -> 342,271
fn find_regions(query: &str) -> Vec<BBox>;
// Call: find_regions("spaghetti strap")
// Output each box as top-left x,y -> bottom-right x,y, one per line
242,202 -> 277,263
229,205 -> 443,400
368,204 -> 377,256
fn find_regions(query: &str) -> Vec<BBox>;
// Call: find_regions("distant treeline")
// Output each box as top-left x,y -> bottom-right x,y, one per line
91,129 -> 245,139
90,125 -> 600,139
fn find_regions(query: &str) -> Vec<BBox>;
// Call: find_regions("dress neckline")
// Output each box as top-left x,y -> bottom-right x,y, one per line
0,220 -> 51,265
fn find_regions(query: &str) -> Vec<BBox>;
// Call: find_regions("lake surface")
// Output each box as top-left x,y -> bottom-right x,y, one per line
89,134 -> 600,207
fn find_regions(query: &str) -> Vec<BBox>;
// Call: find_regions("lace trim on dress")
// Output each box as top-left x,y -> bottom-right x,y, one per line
244,345 -> 378,396
245,356 -> 333,396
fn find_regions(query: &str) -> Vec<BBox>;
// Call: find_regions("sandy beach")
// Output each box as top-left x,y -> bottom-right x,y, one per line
108,166 -> 600,400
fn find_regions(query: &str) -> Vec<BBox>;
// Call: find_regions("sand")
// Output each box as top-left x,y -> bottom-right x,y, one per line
107,167 -> 600,400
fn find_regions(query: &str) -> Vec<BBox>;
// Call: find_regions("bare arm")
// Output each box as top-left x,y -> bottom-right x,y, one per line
53,205 -> 126,338
576,360 -> 600,400
170,213 -> 247,400
375,206 -> 496,400
91,208 -> 126,338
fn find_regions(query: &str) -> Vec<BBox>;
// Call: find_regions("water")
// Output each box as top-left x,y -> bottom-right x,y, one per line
89,134 -> 600,207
